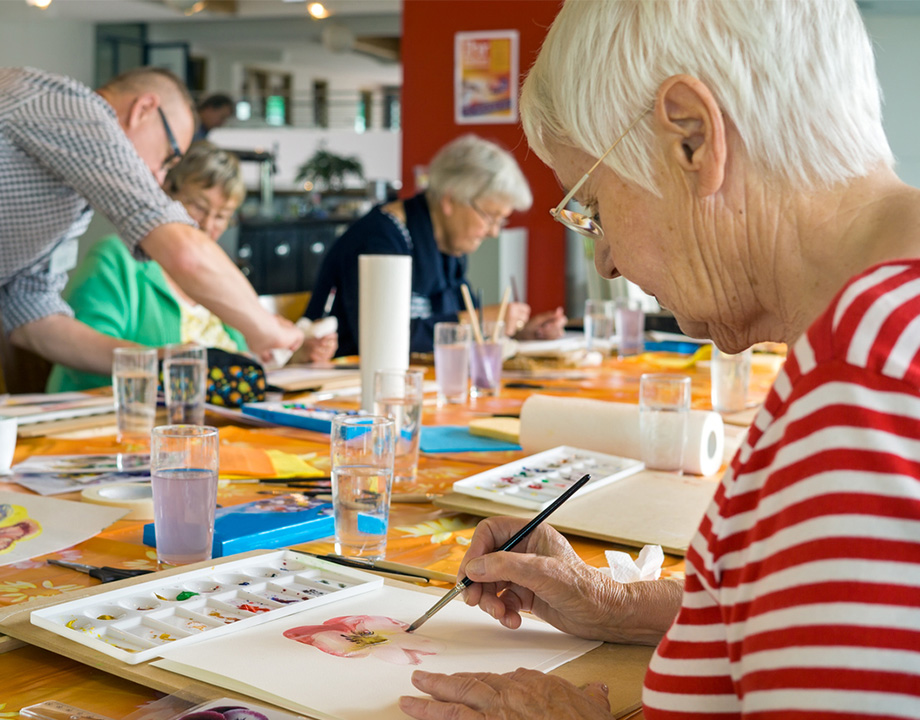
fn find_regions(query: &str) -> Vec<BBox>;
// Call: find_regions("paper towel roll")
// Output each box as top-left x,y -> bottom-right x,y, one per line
520,395 -> 724,476
359,254 -> 412,410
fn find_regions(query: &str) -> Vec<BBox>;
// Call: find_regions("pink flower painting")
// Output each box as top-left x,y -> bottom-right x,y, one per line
283,615 -> 439,665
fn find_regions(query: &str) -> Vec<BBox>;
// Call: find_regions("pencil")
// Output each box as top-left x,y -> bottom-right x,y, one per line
405,472 -> 593,632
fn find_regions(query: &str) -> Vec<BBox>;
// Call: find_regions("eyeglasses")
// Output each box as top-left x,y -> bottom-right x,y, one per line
469,200 -> 509,235
550,110 -> 649,239
157,107 -> 184,171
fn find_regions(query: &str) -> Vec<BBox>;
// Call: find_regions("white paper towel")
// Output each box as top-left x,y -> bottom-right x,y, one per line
519,394 -> 724,476
359,254 -> 412,410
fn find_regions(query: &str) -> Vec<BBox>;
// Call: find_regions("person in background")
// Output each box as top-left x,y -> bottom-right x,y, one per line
0,66 -> 302,377
304,134 -> 567,356
194,93 -> 235,141
47,142 -> 337,392
400,0 -> 920,718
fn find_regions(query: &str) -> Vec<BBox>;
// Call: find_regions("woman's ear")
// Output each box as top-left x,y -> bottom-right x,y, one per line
439,193 -> 455,217
654,75 -> 726,197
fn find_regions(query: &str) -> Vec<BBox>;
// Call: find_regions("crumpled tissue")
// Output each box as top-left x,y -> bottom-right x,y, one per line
598,544 -> 664,583
266,316 -> 338,370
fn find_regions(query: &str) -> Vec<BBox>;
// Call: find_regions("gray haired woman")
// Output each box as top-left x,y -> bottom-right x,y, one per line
401,1 -> 920,718
304,134 -> 567,355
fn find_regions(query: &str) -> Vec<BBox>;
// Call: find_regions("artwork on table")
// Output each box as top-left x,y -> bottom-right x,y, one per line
284,615 -> 440,665
455,30 -> 519,124
0,502 -> 42,555
154,584 -> 600,720
0,491 -> 127,567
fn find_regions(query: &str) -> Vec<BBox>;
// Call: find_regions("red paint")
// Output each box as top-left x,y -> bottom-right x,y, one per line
401,0 -> 566,312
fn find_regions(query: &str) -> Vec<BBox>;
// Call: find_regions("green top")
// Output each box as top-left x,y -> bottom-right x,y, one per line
46,235 -> 247,392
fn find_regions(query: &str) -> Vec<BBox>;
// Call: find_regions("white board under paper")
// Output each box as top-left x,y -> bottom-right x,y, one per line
155,584 -> 600,720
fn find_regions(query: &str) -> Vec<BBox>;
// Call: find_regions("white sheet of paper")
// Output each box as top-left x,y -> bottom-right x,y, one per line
0,491 -> 127,566
154,584 -> 600,720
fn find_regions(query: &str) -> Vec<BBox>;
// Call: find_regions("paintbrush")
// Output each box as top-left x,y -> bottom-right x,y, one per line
406,472 -> 593,633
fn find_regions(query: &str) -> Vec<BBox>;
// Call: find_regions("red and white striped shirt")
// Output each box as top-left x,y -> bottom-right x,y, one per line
644,261 -> 920,719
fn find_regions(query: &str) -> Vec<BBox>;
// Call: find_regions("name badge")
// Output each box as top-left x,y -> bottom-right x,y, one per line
48,237 -> 79,275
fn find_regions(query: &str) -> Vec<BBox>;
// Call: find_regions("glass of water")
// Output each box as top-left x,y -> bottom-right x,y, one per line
331,415 -> 395,559
584,299 -> 615,354
374,369 -> 424,492
639,374 -> 691,474
112,347 -> 157,445
164,344 -> 208,425
434,322 -> 471,405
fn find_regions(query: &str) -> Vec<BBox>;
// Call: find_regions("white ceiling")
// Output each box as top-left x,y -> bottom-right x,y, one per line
15,0 -> 401,23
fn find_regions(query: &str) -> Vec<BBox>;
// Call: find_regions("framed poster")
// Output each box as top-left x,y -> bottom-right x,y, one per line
455,30 -> 519,124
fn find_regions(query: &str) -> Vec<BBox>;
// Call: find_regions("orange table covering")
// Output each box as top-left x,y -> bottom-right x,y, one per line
0,351 -> 779,716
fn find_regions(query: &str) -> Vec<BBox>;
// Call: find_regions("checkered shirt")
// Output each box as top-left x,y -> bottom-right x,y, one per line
0,67 -> 195,332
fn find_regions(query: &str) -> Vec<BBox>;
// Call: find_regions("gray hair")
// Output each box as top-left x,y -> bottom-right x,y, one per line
427,134 -> 532,210
521,0 -> 893,194
163,141 -> 245,205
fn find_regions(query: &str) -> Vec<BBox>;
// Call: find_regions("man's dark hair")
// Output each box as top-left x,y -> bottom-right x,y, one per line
198,93 -> 235,111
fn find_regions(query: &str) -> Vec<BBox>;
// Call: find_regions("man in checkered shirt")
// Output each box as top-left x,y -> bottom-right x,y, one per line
0,66 -> 303,375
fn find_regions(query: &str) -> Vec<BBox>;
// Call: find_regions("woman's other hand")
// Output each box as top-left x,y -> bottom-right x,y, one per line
400,668 -> 612,720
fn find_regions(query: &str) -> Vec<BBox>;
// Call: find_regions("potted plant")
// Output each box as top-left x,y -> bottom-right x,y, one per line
295,147 -> 365,191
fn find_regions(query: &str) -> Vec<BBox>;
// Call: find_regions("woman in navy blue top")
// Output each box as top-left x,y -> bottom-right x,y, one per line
304,135 -> 567,355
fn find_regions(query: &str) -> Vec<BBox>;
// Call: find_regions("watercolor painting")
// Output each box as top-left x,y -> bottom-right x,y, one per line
0,491 -> 127,568
284,615 -> 439,665
0,503 -> 42,555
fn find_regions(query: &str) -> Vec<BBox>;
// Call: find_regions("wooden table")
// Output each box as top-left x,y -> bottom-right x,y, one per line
0,351 -> 779,718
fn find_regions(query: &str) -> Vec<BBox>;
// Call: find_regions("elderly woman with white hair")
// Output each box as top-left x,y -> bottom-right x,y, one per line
304,134 -> 567,355
400,1 -> 920,718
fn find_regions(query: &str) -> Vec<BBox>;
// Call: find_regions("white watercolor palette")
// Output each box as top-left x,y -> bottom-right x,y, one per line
30,550 -> 382,665
452,445 -> 645,510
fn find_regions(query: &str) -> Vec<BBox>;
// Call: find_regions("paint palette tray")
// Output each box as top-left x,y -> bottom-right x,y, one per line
30,550 -> 382,665
452,445 -> 645,510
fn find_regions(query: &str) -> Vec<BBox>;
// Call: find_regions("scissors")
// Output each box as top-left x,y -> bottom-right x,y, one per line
48,559 -> 154,583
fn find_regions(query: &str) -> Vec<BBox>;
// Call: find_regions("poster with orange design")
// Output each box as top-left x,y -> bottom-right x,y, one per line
455,30 -> 519,124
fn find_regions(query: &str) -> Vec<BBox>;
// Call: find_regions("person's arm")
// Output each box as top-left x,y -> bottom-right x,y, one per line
10,315 -> 137,373
140,223 -> 302,359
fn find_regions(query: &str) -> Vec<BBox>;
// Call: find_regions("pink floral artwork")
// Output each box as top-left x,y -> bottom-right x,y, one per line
283,615 -> 439,665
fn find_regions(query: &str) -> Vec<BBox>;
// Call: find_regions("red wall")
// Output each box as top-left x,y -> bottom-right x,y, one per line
401,0 -> 565,312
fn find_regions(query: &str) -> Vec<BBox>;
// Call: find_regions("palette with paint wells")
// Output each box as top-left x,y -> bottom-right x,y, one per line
452,445 -> 645,511
30,550 -> 382,665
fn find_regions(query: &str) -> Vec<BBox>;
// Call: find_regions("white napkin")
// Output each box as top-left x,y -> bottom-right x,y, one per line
266,316 -> 339,370
598,545 -> 664,583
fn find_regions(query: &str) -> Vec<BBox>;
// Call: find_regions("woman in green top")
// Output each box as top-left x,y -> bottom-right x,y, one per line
47,142 -> 337,392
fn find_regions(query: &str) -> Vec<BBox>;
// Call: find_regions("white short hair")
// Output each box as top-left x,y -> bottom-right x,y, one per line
427,134 -> 533,210
521,0 -> 893,194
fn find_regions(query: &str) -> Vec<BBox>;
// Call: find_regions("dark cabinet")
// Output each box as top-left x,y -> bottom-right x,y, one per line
236,216 -> 350,295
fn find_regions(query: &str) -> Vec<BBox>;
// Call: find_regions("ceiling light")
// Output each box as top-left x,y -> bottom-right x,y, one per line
25,0 -> 53,8
308,2 -> 330,19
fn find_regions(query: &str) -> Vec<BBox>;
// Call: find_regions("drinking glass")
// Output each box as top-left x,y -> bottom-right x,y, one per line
331,415 -> 395,559
112,347 -> 157,444
374,369 -> 424,492
639,374 -> 691,474
164,344 -> 208,425
434,322 -> 471,405
470,320 -> 504,398
584,299 -> 615,353
615,297 -> 645,357
151,425 -> 219,567
711,347 -> 752,414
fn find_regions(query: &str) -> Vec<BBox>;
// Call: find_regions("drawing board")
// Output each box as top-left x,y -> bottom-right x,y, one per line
154,584 -> 600,720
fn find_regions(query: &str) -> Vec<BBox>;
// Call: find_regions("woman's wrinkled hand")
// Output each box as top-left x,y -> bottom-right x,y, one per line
399,668 -> 612,720
457,517 -> 619,641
